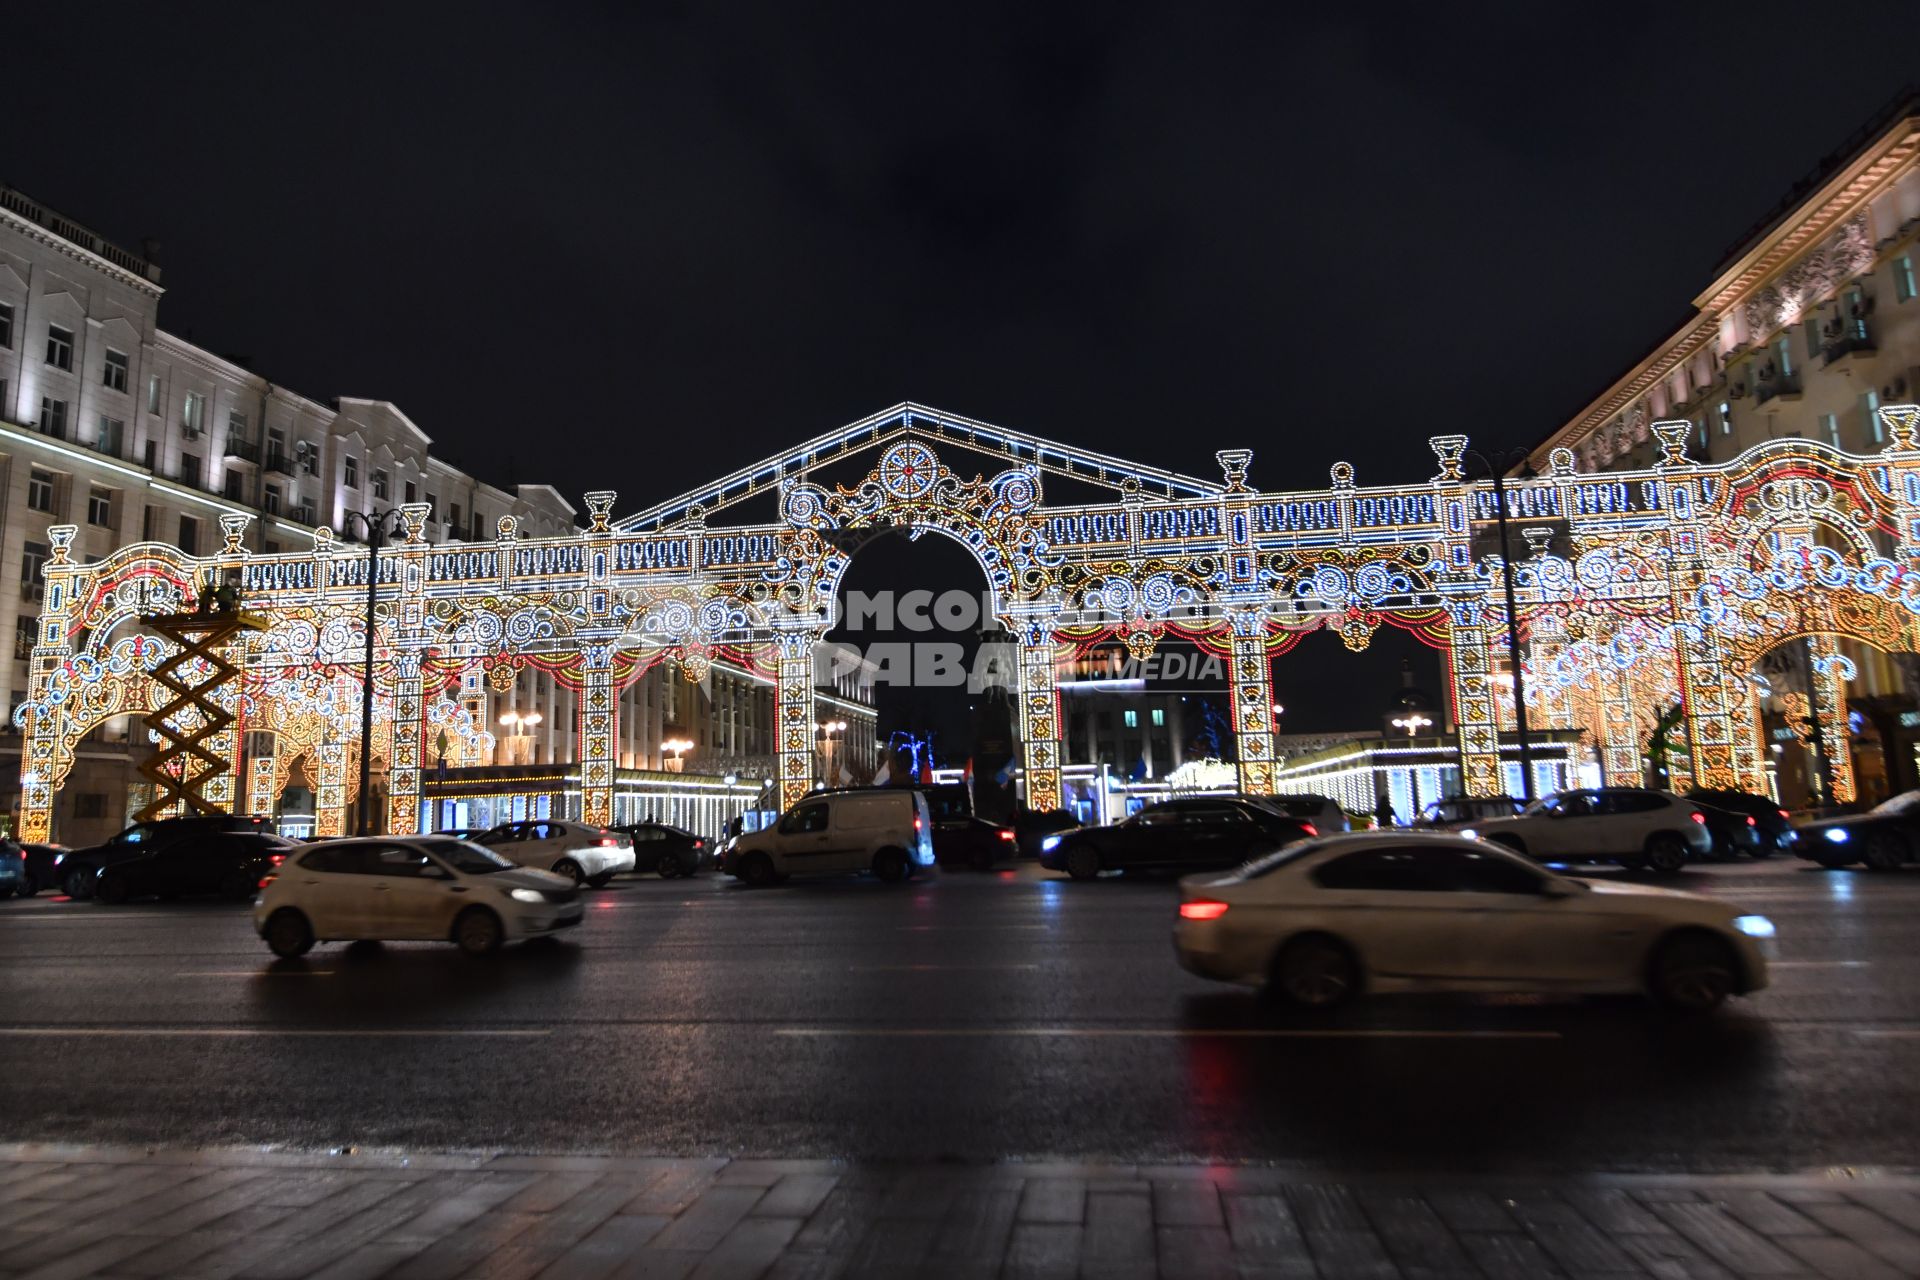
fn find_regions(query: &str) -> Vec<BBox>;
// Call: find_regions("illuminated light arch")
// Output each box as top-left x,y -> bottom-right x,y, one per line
16,401 -> 1920,840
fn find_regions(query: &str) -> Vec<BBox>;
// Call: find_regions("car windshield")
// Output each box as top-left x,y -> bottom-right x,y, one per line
1870,791 -> 1920,816
424,839 -> 514,873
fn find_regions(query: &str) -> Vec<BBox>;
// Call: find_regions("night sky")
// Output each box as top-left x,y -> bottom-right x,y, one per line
10,4 -> 1915,734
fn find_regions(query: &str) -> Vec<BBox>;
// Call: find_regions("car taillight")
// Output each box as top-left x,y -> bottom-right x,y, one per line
694,839 -> 705,849
1301,823 -> 1317,837
1179,899 -> 1230,921
1778,809 -> 1790,821
914,815 -> 923,832
1690,812 -> 1707,824
998,829 -> 1015,843
598,837 -> 617,847
269,853 -> 287,865
1745,816 -> 1756,827
257,874 -> 276,890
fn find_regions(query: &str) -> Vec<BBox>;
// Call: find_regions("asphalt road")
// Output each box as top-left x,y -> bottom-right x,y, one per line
1,855 -> 1916,1175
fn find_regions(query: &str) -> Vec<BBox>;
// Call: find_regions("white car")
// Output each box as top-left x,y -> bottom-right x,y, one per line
1462,788 -> 1713,875
722,788 -> 936,886
1173,833 -> 1772,1013
473,819 -> 635,886
254,837 -> 584,957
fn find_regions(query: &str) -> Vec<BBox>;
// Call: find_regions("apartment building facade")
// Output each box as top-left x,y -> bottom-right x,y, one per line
1528,96 -> 1920,802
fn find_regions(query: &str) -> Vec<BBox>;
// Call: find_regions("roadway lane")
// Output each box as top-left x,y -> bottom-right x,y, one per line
1,857 -> 1916,1174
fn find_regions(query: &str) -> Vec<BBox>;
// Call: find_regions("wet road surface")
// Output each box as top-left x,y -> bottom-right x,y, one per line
1,857 -> 1915,1174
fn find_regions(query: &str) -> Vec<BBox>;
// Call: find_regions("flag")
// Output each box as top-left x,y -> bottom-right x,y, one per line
919,757 -> 934,784
993,757 -> 1015,786
872,758 -> 891,787
1127,754 -> 1148,783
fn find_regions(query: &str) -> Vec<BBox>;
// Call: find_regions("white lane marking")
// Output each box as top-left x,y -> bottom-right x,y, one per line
0,1028 -> 548,1038
173,970 -> 334,978
1853,1029 -> 1920,1039
845,964 -> 1042,972
1771,961 -> 1871,969
772,1027 -> 1561,1040
0,913 -> 193,922
896,925 -> 1050,932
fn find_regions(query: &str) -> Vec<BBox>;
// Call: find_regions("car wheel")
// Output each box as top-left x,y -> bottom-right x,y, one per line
265,909 -> 315,959
63,869 -> 94,900
1748,842 -> 1774,860
553,859 -> 585,886
740,853 -> 778,888
1643,834 -> 1688,876
221,871 -> 256,902
587,871 -> 615,889
655,853 -> 682,879
872,848 -> 908,884
0,884 -> 12,900
1650,933 -> 1738,1013
1863,833 -> 1905,872
453,907 -> 504,956
17,878 -> 36,898
1064,846 -> 1102,881
1814,850 -> 1857,869
1270,934 -> 1360,1010
97,875 -> 130,905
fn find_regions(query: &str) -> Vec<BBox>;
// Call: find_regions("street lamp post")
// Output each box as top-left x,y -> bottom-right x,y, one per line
498,710 -> 543,765
337,508 -> 409,836
1391,712 -> 1435,818
817,719 -> 848,783
1462,447 -> 1536,802
661,736 -> 694,773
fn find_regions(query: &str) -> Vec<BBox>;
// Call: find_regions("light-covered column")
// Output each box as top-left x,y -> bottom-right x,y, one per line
1016,624 -> 1064,812
774,630 -> 818,809
577,642 -> 617,826
1596,662 -> 1642,787
247,742 -> 279,818
385,650 -> 425,834
1809,638 -> 1857,804
1225,613 -> 1277,796
1446,600 -> 1504,796
314,723 -> 350,838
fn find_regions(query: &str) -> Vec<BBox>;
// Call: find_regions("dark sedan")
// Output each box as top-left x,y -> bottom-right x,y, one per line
20,843 -> 66,896
96,832 -> 297,903
932,816 -> 1019,871
1011,808 -> 1081,858
1800,790 -> 1920,870
58,815 -> 278,899
1040,796 -> 1317,880
1688,798 -> 1763,860
615,823 -> 710,878
1687,788 -> 1796,856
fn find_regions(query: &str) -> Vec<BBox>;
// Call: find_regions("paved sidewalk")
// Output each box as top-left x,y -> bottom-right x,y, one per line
1,1146 -> 1919,1279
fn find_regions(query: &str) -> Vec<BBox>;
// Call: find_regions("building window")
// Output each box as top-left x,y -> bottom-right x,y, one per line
228,409 -> 248,441
26,468 -> 54,513
344,456 -> 359,489
1821,413 -> 1841,446
21,541 -> 49,602
142,505 -> 156,540
263,539 -> 280,555
1151,707 -> 1165,727
180,453 -> 201,488
372,468 -> 389,501
223,469 -> 244,500
94,415 -> 124,458
38,396 -> 68,439
178,516 -> 200,556
450,503 -> 462,532
182,392 -> 205,434
72,793 -> 108,820
1716,401 -> 1732,435
264,485 -> 281,515
299,440 -> 318,476
1123,709 -> 1138,728
1864,389 -> 1883,444
0,301 -> 12,349
15,616 -> 35,660
1806,317 -> 1823,362
1898,255 -> 1918,304
146,373 -> 162,414
88,487 -> 112,526
427,492 -> 439,519
103,349 -> 129,392
45,325 -> 73,370
404,480 -> 416,505
144,440 -> 157,470
1773,336 -> 1793,381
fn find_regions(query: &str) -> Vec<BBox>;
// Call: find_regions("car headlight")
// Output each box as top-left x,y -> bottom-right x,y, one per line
1040,835 -> 1062,853
1732,914 -> 1775,939
508,888 -> 545,904
1823,827 -> 1850,844
1458,828 -> 1478,840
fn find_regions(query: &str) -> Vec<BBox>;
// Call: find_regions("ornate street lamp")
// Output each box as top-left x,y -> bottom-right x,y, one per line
1391,712 -> 1435,819
498,710 -> 543,765
662,735 -> 694,773
337,507 -> 411,836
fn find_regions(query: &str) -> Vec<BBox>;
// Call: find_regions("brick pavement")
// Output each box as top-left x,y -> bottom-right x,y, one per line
1,1145 -> 1918,1279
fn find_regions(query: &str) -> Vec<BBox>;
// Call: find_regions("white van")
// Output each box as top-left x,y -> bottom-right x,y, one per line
722,788 -> 936,886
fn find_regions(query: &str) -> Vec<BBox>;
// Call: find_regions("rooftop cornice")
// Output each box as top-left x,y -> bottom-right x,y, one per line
0,205 -> 164,300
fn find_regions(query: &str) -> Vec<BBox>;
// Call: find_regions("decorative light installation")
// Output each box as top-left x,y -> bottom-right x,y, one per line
15,400 -> 1920,840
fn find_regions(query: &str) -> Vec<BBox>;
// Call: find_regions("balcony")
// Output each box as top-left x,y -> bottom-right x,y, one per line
1756,374 -> 1803,407
225,437 -> 260,464
264,451 -> 296,477
1821,315 -> 1876,368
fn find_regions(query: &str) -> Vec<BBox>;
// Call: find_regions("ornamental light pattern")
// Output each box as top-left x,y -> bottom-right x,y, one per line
14,401 -> 1920,841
